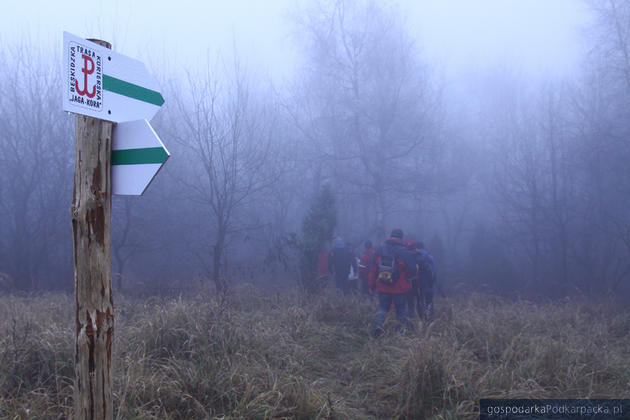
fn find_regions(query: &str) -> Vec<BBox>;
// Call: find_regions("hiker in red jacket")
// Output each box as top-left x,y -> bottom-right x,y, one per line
369,229 -> 415,336
358,240 -> 375,296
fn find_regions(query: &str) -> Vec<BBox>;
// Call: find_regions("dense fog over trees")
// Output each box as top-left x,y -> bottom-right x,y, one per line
1,0 -> 630,298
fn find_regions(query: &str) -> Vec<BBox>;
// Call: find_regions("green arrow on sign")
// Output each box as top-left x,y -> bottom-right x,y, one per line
111,147 -> 168,165
111,120 -> 170,195
103,75 -> 165,107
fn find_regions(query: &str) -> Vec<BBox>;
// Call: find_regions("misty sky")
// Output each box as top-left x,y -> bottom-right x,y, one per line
1,0 -> 592,84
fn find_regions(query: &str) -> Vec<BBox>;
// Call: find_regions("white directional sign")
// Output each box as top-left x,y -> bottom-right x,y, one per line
63,32 -> 164,123
112,120 -> 169,195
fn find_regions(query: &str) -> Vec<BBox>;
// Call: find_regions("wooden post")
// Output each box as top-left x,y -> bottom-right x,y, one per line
71,39 -> 114,420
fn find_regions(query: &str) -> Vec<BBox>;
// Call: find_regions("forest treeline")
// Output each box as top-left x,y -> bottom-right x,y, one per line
1,0 -> 630,298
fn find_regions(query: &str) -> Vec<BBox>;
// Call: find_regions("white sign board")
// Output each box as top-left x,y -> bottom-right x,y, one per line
112,120 -> 169,195
62,32 -> 164,123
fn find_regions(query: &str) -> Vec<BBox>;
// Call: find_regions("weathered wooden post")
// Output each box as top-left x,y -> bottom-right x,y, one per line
71,38 -> 114,420
63,31 -> 167,419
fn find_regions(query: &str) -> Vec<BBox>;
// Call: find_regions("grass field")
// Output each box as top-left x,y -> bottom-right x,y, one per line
1,286 -> 629,419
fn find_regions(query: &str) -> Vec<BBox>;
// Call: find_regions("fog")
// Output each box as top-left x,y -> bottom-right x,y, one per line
1,0 -> 629,298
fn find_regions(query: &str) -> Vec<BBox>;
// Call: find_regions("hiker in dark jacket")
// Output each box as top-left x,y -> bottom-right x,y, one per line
368,229 -> 416,335
328,239 -> 357,295
358,240 -> 375,296
417,241 -> 436,323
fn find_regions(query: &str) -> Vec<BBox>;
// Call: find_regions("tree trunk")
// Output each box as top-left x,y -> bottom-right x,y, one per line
213,224 -> 227,293
71,38 -> 114,418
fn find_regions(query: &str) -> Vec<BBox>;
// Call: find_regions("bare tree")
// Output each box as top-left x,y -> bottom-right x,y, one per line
0,41 -> 73,290
167,57 -> 278,292
588,0 -> 630,93
290,0 -> 442,238
573,0 -> 630,292
488,81 -> 578,293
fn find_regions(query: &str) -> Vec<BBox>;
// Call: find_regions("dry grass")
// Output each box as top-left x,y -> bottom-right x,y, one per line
0,288 -> 629,419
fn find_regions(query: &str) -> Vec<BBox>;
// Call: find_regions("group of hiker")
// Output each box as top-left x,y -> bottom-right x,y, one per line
324,228 -> 436,336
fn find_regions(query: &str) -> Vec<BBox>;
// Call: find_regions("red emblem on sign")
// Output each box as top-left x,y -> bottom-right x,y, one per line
75,54 -> 96,98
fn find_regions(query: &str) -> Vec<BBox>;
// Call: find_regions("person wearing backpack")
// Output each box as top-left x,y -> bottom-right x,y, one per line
417,241 -> 436,323
358,240 -> 375,297
328,238 -> 357,295
368,229 -> 416,336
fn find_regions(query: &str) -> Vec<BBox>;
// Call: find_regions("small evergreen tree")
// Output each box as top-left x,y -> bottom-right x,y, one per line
298,185 -> 337,293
